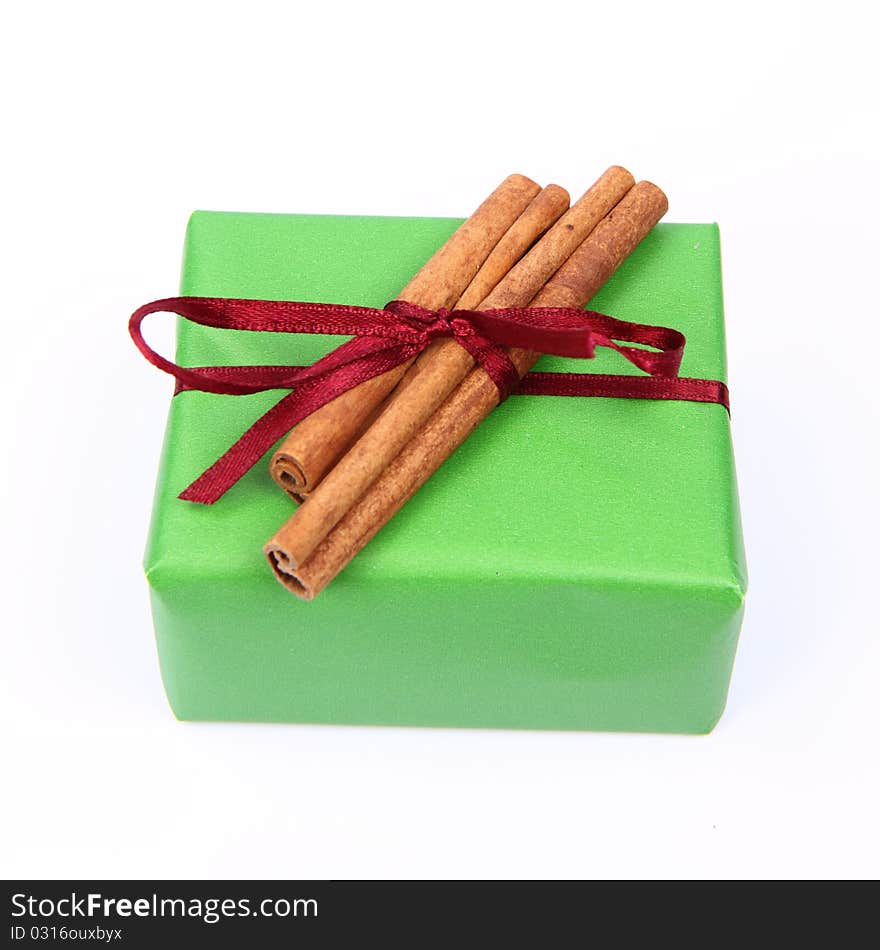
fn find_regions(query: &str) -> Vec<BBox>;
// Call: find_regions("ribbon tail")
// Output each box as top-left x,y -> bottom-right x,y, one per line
517,372 -> 730,412
178,389 -> 309,503
178,343 -> 421,503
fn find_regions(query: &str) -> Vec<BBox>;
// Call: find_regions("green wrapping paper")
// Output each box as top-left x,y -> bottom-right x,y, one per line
144,211 -> 747,733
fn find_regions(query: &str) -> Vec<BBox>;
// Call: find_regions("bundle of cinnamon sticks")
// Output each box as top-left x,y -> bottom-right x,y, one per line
265,167 -> 668,599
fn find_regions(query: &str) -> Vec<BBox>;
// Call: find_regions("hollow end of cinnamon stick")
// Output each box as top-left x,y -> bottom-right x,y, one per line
265,545 -> 315,599
269,452 -> 310,498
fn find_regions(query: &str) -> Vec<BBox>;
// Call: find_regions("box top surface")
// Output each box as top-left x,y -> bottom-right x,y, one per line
145,212 -> 745,598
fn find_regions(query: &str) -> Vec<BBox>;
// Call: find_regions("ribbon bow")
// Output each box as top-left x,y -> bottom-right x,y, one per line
130,296 -> 728,503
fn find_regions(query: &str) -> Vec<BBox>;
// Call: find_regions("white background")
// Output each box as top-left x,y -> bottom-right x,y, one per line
2,0 -> 878,880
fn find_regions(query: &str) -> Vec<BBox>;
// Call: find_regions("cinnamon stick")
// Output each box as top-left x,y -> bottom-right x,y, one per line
267,180 -> 668,599
456,184 -> 569,310
265,168 -> 633,570
268,173 -> 541,498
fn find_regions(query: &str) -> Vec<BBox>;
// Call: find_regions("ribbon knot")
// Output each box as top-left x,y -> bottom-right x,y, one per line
381,300 -> 454,340
342,298 -> 524,400
427,305 -> 453,330
130,295 -> 728,504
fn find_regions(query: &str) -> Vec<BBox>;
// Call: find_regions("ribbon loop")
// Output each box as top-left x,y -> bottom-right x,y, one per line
131,295 -> 725,503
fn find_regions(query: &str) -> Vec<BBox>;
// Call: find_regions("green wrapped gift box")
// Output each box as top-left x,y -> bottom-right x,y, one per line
144,211 -> 747,734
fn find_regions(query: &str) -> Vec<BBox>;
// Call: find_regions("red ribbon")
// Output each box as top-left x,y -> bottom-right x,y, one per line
130,296 -> 729,504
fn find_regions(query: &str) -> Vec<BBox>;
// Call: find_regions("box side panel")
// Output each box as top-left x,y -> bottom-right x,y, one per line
149,571 -> 744,734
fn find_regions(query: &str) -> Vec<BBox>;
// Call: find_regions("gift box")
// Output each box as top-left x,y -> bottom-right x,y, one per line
144,210 -> 747,734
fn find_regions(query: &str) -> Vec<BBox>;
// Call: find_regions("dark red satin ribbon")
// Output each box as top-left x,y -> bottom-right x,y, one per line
130,296 -> 729,503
